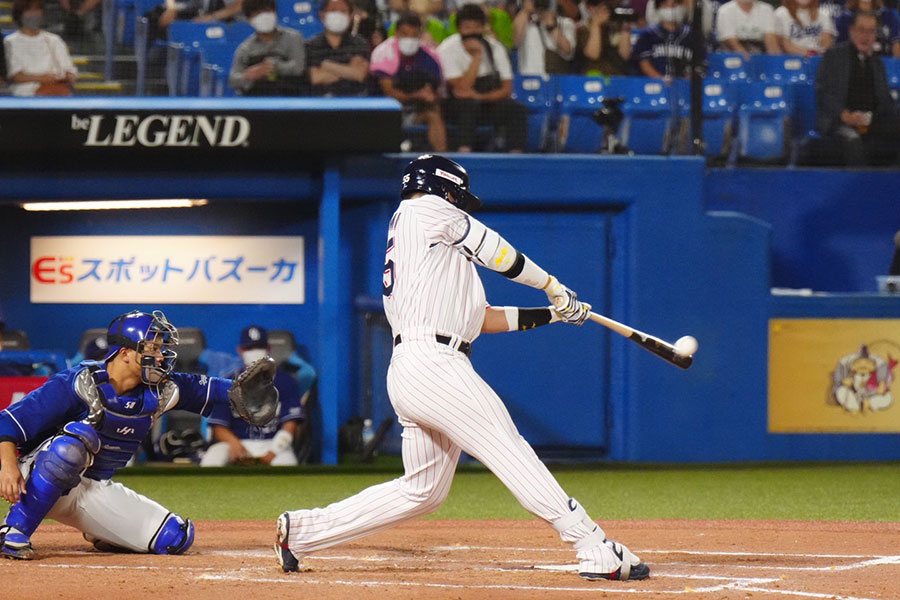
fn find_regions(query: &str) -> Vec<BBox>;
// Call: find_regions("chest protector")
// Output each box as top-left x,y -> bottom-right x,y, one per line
81,365 -> 162,480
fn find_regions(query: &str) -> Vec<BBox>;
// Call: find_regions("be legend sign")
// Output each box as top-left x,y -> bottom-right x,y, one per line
30,236 -> 304,304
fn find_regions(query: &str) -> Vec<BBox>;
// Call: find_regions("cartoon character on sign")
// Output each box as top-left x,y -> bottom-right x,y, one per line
831,345 -> 895,413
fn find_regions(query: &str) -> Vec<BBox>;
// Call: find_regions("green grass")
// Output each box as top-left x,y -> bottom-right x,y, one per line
112,460 -> 900,523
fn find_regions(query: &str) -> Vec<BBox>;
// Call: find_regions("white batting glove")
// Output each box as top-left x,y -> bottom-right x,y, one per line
544,276 -> 591,326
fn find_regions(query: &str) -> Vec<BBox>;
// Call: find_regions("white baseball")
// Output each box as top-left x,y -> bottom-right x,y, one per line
674,335 -> 698,357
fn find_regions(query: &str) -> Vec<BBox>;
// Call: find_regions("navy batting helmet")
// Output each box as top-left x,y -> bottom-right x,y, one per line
105,310 -> 179,385
400,155 -> 482,213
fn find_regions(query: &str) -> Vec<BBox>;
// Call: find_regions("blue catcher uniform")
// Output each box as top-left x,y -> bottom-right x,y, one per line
0,311 -> 233,559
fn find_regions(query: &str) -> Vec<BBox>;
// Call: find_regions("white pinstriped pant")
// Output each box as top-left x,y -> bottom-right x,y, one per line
282,340 -> 596,556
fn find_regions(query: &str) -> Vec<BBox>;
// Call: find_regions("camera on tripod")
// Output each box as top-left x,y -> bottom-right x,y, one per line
591,97 -> 631,154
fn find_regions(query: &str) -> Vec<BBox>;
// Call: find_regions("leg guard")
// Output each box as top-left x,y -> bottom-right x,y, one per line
4,423 -> 99,539
150,513 -> 194,555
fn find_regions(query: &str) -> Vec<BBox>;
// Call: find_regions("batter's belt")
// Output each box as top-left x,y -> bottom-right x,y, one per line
393,334 -> 472,357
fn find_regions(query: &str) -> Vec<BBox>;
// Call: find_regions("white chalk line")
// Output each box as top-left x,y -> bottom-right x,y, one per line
433,545 -> 889,559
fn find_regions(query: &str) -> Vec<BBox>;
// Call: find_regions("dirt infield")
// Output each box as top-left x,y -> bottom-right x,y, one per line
3,519 -> 898,600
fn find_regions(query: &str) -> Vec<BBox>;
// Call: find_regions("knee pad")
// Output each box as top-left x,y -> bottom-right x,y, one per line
62,422 -> 101,456
35,432 -> 94,490
151,513 -> 194,555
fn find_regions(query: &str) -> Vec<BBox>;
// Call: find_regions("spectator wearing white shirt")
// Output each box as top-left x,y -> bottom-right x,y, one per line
437,3 -> 527,151
715,0 -> 780,57
774,0 -> 835,55
3,0 -> 77,97
513,0 -> 577,75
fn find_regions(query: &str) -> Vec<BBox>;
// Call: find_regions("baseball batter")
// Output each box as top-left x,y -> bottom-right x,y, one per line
276,155 -> 648,581
0,310 -> 276,559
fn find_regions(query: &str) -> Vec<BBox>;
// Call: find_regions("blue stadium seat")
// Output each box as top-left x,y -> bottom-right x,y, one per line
511,74 -> 556,152
278,0 -> 324,37
882,57 -> 900,100
200,42 -> 240,97
617,77 -> 674,155
555,75 -> 619,153
791,81 -> 817,139
737,81 -> 791,162
805,55 -> 822,82
227,21 -> 255,44
707,53 -> 749,83
134,0 -> 166,95
750,54 -> 809,84
166,21 -> 228,96
673,79 -> 738,158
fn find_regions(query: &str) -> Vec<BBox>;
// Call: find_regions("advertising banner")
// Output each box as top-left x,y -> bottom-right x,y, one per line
769,319 -> 900,432
0,377 -> 47,411
31,236 -> 304,304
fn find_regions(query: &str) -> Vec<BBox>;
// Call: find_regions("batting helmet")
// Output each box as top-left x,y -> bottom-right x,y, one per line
104,310 -> 179,385
400,155 -> 482,213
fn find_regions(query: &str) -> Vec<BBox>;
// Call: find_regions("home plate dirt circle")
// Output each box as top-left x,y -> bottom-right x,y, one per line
2,520 -> 898,600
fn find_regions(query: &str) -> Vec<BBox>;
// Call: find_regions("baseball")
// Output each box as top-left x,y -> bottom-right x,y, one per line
675,335 -> 698,357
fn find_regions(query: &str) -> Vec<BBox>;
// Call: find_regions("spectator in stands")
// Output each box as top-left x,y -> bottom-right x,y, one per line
351,0 -> 388,48
774,0 -> 835,55
574,0 -> 632,76
387,0 -> 452,46
633,0 -> 702,78
448,0 -> 515,49
200,326 -> 306,467
3,0 -> 77,97
438,3 -> 527,151
155,0 -> 244,37
835,0 -> 900,56
371,12 -> 448,150
715,0 -> 780,57
816,11 -> 900,165
70,334 -> 109,366
59,0 -> 102,37
514,0 -> 577,74
229,0 -> 307,95
0,33 -> 6,88
306,0 -> 372,95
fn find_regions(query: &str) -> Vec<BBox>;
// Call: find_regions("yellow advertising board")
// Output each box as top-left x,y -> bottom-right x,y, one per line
769,319 -> 900,433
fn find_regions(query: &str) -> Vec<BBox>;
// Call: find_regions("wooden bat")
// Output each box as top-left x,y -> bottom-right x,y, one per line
588,312 -> 694,370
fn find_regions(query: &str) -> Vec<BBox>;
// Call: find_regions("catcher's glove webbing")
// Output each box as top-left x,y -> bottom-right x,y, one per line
228,356 -> 279,427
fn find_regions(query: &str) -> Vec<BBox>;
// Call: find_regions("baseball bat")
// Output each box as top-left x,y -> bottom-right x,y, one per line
588,312 -> 694,370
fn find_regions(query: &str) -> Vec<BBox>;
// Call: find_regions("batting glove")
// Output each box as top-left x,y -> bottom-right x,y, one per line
544,276 -> 591,326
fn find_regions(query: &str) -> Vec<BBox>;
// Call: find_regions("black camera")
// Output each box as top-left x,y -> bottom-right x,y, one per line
610,5 -> 637,22
592,97 -> 625,130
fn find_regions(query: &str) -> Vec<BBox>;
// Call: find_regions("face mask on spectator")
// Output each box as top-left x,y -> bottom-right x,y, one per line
250,11 -> 277,33
658,6 -> 684,22
22,14 -> 43,30
241,348 -> 268,367
398,37 -> 421,55
324,11 -> 350,33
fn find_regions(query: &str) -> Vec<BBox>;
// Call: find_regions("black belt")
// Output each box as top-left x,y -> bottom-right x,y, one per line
393,334 -> 472,357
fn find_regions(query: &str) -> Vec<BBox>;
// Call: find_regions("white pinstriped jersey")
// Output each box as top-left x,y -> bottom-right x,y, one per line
382,194 -> 486,343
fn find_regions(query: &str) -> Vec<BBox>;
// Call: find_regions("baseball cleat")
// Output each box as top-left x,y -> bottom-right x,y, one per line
275,512 -> 299,573
578,539 -> 649,581
0,528 -> 36,561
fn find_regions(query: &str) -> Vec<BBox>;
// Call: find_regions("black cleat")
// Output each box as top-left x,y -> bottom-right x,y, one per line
275,512 -> 299,573
580,561 -> 651,581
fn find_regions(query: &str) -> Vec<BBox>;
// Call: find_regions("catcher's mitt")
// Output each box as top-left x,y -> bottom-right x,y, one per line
228,356 -> 279,427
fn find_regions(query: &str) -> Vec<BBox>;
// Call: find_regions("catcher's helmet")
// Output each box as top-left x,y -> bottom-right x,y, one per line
105,310 -> 179,385
401,155 -> 482,213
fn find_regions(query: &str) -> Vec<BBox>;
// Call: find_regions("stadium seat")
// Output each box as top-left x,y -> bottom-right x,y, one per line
278,0 -> 324,37
200,42 -> 241,96
77,328 -> 108,358
134,0 -> 166,96
673,79 -> 737,159
511,74 -> 556,152
617,77 -> 674,155
707,52 -> 749,83
750,54 -> 809,84
166,21 -> 228,96
882,57 -> 900,100
736,81 -> 791,162
555,75 -> 621,153
227,20 -> 255,43
0,330 -> 30,351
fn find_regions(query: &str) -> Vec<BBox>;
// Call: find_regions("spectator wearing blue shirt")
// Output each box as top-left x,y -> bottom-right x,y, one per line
633,0 -> 703,78
200,325 -> 305,467
834,0 -> 900,56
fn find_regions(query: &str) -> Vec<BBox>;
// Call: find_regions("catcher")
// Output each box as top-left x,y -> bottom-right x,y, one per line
0,309 -> 277,560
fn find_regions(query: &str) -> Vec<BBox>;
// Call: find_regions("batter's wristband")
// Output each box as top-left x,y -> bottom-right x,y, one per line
270,429 -> 293,454
518,307 -> 555,331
